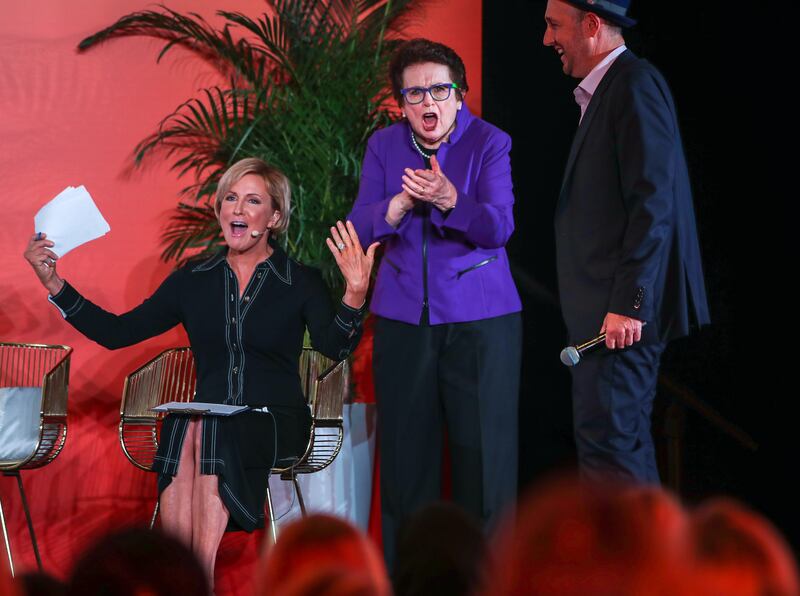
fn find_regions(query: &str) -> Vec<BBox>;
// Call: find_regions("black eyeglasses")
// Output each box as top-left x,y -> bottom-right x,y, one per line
400,83 -> 459,105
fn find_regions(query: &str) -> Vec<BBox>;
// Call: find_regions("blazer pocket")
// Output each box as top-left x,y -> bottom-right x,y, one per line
456,256 -> 497,279
383,256 -> 402,274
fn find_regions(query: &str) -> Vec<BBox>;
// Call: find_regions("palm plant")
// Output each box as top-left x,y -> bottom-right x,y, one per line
78,0 -> 420,292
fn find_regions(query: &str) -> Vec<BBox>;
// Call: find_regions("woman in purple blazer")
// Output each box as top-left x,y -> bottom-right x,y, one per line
348,38 -> 522,568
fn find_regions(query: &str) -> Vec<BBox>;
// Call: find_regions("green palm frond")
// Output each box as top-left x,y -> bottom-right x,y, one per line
133,86 -> 269,200
78,6 -> 272,88
161,202 -> 224,264
80,0 -> 421,291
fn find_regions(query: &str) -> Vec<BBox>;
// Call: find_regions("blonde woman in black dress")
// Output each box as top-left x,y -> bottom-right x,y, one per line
25,158 -> 378,587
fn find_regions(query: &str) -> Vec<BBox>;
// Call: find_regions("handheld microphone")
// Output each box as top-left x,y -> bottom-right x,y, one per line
560,322 -> 647,366
560,334 -> 606,366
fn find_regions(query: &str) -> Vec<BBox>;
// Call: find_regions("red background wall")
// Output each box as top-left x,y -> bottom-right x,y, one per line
0,1 -> 481,592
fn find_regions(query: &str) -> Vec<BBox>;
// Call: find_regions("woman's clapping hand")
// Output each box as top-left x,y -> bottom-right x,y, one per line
401,154 -> 457,212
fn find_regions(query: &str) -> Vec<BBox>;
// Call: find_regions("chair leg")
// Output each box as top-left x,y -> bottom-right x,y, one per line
14,472 -> 43,572
149,499 -> 160,531
292,475 -> 307,517
265,479 -> 278,544
0,492 -> 14,577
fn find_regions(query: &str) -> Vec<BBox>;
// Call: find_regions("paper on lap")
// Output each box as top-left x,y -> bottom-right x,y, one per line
151,402 -> 252,416
34,185 -> 111,258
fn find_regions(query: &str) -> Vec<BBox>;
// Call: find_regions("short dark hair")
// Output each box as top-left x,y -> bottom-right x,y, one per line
67,528 -> 209,596
389,38 -> 468,105
394,502 -> 488,596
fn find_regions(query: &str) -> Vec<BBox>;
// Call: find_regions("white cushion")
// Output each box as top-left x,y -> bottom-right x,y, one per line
0,387 -> 43,462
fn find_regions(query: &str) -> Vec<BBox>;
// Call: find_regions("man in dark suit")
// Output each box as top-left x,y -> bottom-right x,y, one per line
543,0 -> 710,482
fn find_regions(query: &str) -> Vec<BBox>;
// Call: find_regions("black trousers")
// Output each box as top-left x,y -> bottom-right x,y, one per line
571,340 -> 666,484
373,313 -> 522,570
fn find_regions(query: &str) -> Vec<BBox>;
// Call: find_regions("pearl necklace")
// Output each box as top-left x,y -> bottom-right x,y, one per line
410,131 -> 434,159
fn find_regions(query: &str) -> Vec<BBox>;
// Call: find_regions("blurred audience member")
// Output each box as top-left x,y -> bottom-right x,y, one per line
276,566 -> 385,596
254,513 -> 390,596
394,502 -> 488,596
486,475 -> 687,595
17,571 -> 65,596
485,474 -> 800,595
687,498 -> 799,596
66,527 -> 209,596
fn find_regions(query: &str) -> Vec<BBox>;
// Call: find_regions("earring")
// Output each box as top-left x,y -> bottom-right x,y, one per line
401,111 -> 406,118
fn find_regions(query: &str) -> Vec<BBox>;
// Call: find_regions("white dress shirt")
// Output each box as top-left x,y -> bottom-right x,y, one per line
574,44 -> 627,123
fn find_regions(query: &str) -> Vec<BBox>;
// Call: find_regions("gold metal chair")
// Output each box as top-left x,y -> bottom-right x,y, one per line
0,342 -> 72,576
119,346 -> 348,541
275,350 -> 348,514
119,347 -> 196,530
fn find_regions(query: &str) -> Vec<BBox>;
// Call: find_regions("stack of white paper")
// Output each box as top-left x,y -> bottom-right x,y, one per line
151,402 -> 251,416
34,185 -> 111,258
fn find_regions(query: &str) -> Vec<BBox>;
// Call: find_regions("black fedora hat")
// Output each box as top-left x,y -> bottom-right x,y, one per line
564,0 -> 636,28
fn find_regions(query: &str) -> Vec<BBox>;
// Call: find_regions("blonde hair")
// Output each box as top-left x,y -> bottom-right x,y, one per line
214,158 -> 291,236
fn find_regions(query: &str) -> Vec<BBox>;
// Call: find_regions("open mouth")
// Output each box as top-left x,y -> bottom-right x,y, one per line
230,221 -> 248,238
422,112 -> 438,132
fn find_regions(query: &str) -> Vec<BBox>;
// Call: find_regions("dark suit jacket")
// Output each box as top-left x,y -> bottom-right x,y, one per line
555,49 -> 710,343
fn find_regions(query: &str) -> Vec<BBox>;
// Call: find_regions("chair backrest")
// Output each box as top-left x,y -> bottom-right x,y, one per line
280,356 -> 348,476
119,347 -> 196,471
0,342 -> 71,470
119,347 -> 349,473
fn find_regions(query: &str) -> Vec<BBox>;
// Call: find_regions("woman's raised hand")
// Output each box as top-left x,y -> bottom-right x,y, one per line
326,220 -> 379,309
24,233 -> 65,295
